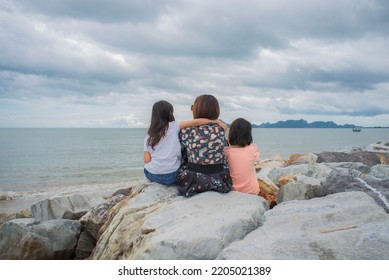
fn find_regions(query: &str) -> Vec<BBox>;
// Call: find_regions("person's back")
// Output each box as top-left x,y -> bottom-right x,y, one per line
180,124 -> 227,165
224,118 -> 260,195
176,95 -> 232,197
144,100 -> 227,186
224,143 -> 259,194
143,101 -> 181,185
144,120 -> 181,176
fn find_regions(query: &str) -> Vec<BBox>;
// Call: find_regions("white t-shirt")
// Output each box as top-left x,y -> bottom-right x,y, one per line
144,121 -> 181,174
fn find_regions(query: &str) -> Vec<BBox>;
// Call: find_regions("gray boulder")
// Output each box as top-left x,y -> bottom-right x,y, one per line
323,162 -> 371,177
91,183 -> 268,259
286,153 -> 318,165
317,151 -> 389,166
319,170 -> 389,213
276,175 -> 321,203
366,142 -> 389,153
364,177 -> 389,212
368,164 -> 389,180
0,218 -> 80,259
75,193 -> 127,259
217,192 -> 389,259
0,208 -> 32,225
31,193 -> 106,222
267,163 -> 332,184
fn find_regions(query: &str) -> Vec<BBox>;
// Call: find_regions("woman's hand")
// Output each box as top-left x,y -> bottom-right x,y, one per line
214,119 -> 228,131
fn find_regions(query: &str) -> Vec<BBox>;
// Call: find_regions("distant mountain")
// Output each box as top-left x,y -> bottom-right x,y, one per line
252,119 -> 356,128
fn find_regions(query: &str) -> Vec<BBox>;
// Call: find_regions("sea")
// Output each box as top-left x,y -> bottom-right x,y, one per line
1,127 -> 388,212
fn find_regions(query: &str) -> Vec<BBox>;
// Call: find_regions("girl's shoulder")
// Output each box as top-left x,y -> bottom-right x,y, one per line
224,145 -> 241,154
168,121 -> 180,132
225,144 -> 259,154
226,143 -> 258,149
248,143 -> 259,152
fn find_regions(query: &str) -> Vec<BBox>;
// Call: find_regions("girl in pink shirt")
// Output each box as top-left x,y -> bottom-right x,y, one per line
224,118 -> 260,195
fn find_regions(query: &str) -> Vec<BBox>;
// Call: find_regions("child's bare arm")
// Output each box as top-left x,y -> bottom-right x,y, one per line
144,151 -> 151,163
215,119 -> 228,131
179,118 -> 228,130
179,118 -> 213,129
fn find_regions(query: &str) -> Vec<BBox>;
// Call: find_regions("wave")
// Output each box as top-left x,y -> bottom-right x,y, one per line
0,191 -> 23,201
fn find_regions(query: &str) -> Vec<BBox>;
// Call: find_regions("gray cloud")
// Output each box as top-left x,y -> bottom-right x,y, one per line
1,0 -> 389,127
14,0 -> 181,23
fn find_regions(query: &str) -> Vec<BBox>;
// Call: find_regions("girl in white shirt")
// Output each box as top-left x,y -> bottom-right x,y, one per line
144,100 -> 225,185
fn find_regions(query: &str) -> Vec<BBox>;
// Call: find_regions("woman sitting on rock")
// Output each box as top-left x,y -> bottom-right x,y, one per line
144,100 -> 225,186
176,94 -> 232,196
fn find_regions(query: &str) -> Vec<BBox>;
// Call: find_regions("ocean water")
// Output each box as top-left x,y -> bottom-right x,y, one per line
0,127 -> 388,211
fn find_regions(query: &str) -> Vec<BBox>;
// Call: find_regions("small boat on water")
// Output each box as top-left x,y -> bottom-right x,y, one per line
352,128 -> 362,132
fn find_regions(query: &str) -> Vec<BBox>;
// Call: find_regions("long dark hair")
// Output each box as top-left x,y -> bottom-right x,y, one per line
228,118 -> 253,147
147,100 -> 175,149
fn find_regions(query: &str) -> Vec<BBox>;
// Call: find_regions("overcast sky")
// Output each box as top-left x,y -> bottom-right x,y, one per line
1,0 -> 389,127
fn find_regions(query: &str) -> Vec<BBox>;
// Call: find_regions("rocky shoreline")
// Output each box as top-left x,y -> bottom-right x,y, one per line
1,142 -> 388,260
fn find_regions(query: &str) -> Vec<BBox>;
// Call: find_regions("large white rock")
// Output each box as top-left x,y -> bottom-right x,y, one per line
366,142 -> 389,153
217,191 -> 389,259
31,193 -> 106,221
267,163 -> 332,184
91,183 -> 268,259
276,175 -> 321,203
369,164 -> 389,179
25,181 -> 142,223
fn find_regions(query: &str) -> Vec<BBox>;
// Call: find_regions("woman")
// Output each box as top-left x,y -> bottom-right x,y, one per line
176,94 -> 232,197
144,100 -> 225,185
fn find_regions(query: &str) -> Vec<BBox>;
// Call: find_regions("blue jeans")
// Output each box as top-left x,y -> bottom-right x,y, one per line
144,168 -> 177,186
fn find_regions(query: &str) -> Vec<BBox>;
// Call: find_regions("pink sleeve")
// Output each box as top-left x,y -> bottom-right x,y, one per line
251,144 -> 260,161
